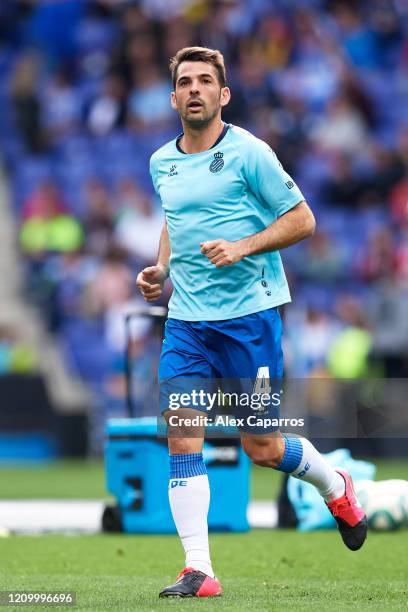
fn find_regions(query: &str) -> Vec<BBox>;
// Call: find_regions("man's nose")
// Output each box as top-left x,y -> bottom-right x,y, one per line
190,82 -> 200,95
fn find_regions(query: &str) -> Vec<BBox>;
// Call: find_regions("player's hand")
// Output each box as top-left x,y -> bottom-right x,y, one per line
136,264 -> 168,302
200,239 -> 246,268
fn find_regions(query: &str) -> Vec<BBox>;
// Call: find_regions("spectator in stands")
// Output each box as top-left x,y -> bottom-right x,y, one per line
370,2 -> 404,69
367,271 -> 408,376
327,295 -> 373,379
82,245 -> 146,352
396,126 -> 408,168
75,2 -> 118,81
389,178 -> 408,227
127,65 -> 175,131
83,245 -> 133,318
162,16 -> 195,60
296,231 -> 346,283
330,2 -> 380,69
320,153 -> 366,207
11,55 -> 46,153
256,94 -> 311,176
358,227 -> 396,283
20,181 -> 83,256
0,324 -> 38,374
389,128 -> 408,226
109,13 -> 155,108
53,251 -> 98,326
86,74 -> 127,136
257,14 -> 293,70
19,182 -> 84,329
394,229 -> 408,286
22,180 -> 63,220
281,8 -> 340,109
297,308 -> 341,376
119,31 -> 158,86
42,69 -> 82,141
363,146 -> 405,204
338,65 -> 376,128
236,47 -> 279,120
114,178 -> 164,264
311,93 -> 369,155
24,0 -> 85,68
82,179 -> 115,258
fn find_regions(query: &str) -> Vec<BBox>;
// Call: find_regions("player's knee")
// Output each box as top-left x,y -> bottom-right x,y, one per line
168,438 -> 202,455
164,409 -> 206,442
242,437 -> 284,468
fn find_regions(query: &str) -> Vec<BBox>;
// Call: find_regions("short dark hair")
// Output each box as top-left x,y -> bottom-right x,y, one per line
169,46 -> 227,89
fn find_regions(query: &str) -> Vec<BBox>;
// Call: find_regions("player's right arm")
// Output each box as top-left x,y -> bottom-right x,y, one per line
136,221 -> 170,302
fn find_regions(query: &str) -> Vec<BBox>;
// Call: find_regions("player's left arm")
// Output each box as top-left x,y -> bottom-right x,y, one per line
201,201 -> 315,268
201,138 -> 315,268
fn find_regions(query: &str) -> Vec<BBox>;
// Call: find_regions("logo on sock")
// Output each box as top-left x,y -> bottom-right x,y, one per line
169,479 -> 188,488
297,462 -> 311,478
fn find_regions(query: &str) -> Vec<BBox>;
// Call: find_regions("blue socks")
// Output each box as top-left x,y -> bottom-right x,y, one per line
168,452 -> 213,576
275,437 -> 345,501
170,453 -> 207,479
275,435 -> 303,473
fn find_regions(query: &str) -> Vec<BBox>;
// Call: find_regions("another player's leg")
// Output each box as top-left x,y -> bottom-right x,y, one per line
242,433 -> 367,550
159,410 -> 222,598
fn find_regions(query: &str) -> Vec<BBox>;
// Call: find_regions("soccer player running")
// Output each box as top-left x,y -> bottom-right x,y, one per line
136,47 -> 367,598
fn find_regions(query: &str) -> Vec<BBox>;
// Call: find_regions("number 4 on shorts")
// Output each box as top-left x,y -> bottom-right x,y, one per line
253,366 -> 271,395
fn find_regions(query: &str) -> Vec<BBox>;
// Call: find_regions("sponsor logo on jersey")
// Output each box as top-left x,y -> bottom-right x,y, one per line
285,180 -> 294,189
168,164 -> 178,177
209,151 -> 224,173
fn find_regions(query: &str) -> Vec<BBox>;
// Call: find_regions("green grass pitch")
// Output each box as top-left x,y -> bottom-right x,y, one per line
1,459 -> 407,610
1,531 -> 407,611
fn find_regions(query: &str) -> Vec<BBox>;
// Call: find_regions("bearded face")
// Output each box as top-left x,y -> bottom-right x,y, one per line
171,61 -> 230,128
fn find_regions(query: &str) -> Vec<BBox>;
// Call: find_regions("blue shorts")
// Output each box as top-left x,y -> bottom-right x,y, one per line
159,307 -> 283,430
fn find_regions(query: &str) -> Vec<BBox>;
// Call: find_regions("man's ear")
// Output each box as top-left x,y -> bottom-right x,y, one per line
220,86 -> 231,108
171,91 -> 178,110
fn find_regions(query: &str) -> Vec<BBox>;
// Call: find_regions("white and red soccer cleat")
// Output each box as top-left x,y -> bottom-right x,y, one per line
326,468 -> 368,551
159,567 -> 222,597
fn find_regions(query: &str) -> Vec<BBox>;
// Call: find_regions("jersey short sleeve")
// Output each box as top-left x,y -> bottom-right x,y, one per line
241,135 -> 305,217
149,153 -> 159,195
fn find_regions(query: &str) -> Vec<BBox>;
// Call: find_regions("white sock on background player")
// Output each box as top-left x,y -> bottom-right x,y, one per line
168,453 -> 214,577
277,436 -> 345,501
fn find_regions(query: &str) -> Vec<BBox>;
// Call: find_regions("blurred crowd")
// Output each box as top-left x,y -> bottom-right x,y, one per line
0,0 -> 407,415
0,324 -> 38,375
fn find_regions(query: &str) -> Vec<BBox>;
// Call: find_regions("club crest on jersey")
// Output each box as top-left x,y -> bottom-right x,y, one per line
168,164 -> 178,177
209,151 -> 224,173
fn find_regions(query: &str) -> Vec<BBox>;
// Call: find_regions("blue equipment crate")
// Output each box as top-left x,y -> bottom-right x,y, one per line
104,417 -> 250,533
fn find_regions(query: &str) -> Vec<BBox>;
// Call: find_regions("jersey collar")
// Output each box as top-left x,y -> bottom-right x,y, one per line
176,123 -> 230,154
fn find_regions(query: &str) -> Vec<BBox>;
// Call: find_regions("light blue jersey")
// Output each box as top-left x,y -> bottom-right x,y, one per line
150,124 -> 305,321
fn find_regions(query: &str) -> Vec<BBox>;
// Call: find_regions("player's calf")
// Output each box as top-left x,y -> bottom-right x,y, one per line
241,433 -> 285,468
